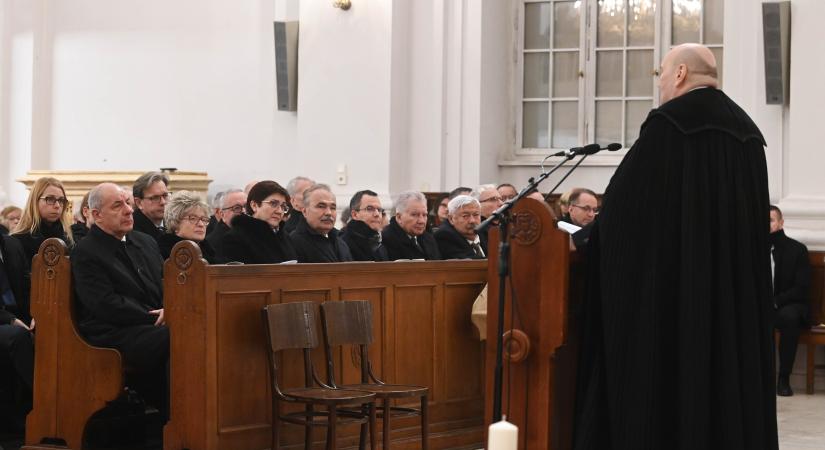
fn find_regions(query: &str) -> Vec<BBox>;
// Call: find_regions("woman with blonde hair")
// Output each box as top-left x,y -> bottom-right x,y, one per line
157,191 -> 224,264
12,177 -> 74,264
0,206 -> 22,236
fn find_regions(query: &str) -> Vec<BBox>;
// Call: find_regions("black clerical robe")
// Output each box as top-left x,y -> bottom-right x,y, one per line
574,88 -> 778,450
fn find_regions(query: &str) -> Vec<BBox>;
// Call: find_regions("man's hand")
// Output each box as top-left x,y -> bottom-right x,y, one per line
29,318 -> 35,331
149,309 -> 165,326
12,318 -> 31,331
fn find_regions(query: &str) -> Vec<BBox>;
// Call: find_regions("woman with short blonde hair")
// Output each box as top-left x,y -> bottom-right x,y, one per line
0,206 -> 22,236
157,191 -> 224,264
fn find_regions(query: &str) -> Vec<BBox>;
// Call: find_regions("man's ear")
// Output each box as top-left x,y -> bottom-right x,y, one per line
675,63 -> 688,85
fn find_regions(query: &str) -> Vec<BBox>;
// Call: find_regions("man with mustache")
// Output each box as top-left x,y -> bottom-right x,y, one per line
290,184 -> 353,263
434,195 -> 486,260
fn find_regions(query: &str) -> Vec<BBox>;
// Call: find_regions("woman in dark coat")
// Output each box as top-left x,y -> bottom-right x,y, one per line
219,181 -> 297,264
157,191 -> 224,264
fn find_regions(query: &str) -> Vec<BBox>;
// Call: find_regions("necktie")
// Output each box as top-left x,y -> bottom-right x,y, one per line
411,236 -> 424,254
471,242 -> 485,258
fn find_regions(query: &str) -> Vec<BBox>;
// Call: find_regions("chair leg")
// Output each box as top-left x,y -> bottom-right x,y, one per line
370,401 -> 377,450
420,395 -> 429,450
306,404 -> 315,450
273,398 -> 281,450
382,398 -> 391,450
807,343 -> 816,395
327,405 -> 338,450
359,404 -> 368,450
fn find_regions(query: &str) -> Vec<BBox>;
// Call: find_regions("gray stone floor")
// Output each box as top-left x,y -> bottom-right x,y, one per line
778,390 -> 825,450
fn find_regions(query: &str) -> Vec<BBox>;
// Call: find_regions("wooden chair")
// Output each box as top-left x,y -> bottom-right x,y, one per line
800,325 -> 825,394
320,300 -> 429,450
262,301 -> 377,450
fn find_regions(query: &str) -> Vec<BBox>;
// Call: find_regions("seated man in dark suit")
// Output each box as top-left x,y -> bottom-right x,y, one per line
205,188 -> 246,253
0,232 -> 34,430
341,190 -> 388,261
770,205 -> 811,397
435,195 -> 487,259
559,187 -> 599,250
290,184 -> 352,263
72,183 -> 168,416
382,191 -> 441,260
131,171 -> 170,240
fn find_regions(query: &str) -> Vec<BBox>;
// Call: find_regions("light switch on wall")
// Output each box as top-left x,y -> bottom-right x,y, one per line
336,164 -> 348,185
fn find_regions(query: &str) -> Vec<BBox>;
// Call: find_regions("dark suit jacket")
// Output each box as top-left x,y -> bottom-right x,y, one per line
219,214 -> 297,264
434,220 -> 486,260
132,208 -> 163,240
340,220 -> 388,262
771,230 -> 811,311
381,217 -> 441,261
205,220 -> 230,253
290,219 -> 352,263
72,225 -> 164,341
283,210 -> 305,235
0,233 -> 29,324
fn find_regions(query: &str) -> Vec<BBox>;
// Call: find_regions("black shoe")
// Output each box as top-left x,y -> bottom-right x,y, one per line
777,376 -> 794,396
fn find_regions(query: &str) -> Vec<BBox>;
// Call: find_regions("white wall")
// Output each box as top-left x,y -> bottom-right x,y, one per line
1,0 -> 824,249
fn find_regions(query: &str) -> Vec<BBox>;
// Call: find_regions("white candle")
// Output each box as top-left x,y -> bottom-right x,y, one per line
487,419 -> 518,450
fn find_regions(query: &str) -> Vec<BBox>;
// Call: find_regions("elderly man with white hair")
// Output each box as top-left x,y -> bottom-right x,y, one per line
434,195 -> 487,259
381,190 -> 441,260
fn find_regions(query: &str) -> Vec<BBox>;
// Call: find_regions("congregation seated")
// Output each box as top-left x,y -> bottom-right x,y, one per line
0,232 -> 34,429
72,182 -> 169,417
427,193 -> 449,231
70,191 -> 93,242
290,184 -> 353,263
157,191 -> 225,264
11,177 -> 75,266
219,181 -> 297,264
381,190 -> 441,261
771,205 -> 811,397
283,175 -> 315,234
205,188 -> 246,254
0,206 -> 21,236
434,195 -> 487,260
132,171 -> 170,240
559,187 -> 598,250
340,189 -> 388,261
473,184 -> 502,252
497,183 -> 517,203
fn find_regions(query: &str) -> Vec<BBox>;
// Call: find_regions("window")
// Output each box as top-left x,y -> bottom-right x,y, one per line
515,0 -> 724,157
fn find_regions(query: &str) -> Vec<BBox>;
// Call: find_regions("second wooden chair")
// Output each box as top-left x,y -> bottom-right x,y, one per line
320,300 -> 429,449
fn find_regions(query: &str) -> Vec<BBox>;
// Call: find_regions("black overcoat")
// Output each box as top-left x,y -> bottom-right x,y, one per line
574,88 -> 778,450
381,217 -> 441,261
290,219 -> 353,263
340,220 -> 388,262
219,214 -> 297,264
433,220 -> 486,260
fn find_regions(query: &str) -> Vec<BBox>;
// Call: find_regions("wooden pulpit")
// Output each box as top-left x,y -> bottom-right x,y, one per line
484,198 -> 584,450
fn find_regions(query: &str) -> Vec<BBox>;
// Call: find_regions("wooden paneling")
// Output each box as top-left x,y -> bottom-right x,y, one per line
809,251 -> 824,325
163,253 -> 487,450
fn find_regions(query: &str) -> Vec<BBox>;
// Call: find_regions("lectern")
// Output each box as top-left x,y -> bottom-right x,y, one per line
484,198 -> 584,450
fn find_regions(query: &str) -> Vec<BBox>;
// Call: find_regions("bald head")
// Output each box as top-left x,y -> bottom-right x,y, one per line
659,43 -> 718,103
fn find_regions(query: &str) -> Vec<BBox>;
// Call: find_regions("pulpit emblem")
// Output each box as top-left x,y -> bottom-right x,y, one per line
510,211 -> 541,245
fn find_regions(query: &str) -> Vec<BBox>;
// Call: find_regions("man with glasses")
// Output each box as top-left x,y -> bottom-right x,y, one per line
382,191 -> 441,261
132,171 -> 170,240
560,188 -> 598,250
205,188 -> 246,251
474,184 -> 503,252
341,190 -> 388,261
435,195 -> 487,260
290,184 -> 352,263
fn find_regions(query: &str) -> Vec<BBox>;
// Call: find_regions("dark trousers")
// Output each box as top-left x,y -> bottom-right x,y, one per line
775,303 -> 809,377
87,325 -> 169,417
0,323 -> 34,390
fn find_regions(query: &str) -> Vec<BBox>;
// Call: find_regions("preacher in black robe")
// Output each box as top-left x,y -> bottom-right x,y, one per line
574,45 -> 777,450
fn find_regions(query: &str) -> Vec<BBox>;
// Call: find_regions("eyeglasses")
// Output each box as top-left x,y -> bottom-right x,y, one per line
479,196 -> 503,203
500,194 -> 517,202
311,202 -> 337,212
222,204 -> 245,214
142,192 -> 170,203
571,204 -> 600,214
40,196 -> 68,207
261,200 -> 290,212
354,205 -> 385,215
183,215 -> 211,226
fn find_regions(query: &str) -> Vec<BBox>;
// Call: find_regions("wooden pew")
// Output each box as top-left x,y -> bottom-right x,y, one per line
798,251 -> 825,393
162,242 -> 488,450
23,238 -> 124,450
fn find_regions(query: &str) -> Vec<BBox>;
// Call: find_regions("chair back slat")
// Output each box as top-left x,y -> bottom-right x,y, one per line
263,302 -> 318,353
321,300 -> 374,347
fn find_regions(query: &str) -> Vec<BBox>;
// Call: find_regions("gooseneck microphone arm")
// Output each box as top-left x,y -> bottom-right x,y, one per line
545,143 -> 623,198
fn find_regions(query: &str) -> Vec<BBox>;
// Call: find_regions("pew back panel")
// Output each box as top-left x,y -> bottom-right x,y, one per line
24,238 -> 123,450
163,243 -> 487,450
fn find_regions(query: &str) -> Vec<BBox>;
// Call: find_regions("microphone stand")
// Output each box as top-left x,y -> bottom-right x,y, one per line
477,151 -> 577,423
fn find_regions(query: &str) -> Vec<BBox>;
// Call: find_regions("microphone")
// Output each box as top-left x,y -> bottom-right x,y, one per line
605,142 -> 622,152
550,143 -> 601,157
